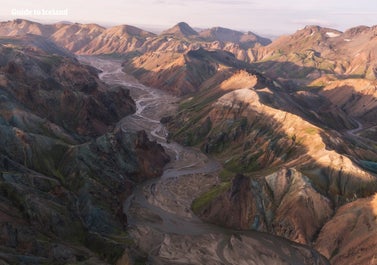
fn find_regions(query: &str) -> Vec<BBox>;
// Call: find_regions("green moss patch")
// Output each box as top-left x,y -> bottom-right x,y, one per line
192,182 -> 231,214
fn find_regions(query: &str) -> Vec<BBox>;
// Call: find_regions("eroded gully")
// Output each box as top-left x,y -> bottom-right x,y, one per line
79,56 -> 329,265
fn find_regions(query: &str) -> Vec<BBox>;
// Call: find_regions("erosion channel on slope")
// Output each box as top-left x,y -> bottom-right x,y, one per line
79,56 -> 329,265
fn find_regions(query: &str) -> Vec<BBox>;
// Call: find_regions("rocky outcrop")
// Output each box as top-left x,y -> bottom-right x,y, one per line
194,174 -> 257,230
267,168 -> 333,244
0,35 -> 135,138
194,169 -> 333,245
315,194 -> 377,265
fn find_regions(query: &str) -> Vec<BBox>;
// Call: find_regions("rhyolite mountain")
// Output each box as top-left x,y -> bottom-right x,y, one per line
199,26 -> 271,47
1,18 -> 377,265
161,22 -> 199,38
255,25 -> 377,80
0,19 -> 271,59
0,35 -> 169,264
0,19 -> 155,55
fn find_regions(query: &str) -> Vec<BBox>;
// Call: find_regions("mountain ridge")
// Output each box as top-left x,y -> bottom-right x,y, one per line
0,19 -> 272,55
161,21 -> 199,38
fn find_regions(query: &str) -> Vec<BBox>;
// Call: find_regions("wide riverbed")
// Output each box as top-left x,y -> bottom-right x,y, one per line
79,56 -> 329,265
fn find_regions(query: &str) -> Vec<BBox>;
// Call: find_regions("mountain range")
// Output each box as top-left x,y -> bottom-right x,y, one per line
0,18 -> 376,265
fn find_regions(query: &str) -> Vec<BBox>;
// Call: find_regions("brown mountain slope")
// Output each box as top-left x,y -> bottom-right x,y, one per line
318,78 -> 377,123
50,22 -> 105,53
254,25 -> 377,87
163,63 -> 377,264
123,48 -> 247,95
0,19 -> 271,59
0,19 -> 54,36
0,19 -> 156,55
315,194 -> 377,265
77,24 -> 155,54
199,26 -> 271,48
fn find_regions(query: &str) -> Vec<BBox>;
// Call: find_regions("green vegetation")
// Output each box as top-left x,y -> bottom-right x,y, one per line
219,168 -> 234,182
191,182 -> 231,214
304,127 -> 319,135
179,90 -> 224,112
40,54 -> 63,66
224,152 -> 262,173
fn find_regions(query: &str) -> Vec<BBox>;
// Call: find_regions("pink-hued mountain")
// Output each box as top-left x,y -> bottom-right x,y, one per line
161,22 -> 199,38
0,19 -> 271,55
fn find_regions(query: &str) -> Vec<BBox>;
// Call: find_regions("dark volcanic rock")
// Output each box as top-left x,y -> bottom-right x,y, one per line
196,174 -> 265,230
0,37 -> 169,264
0,36 -> 135,139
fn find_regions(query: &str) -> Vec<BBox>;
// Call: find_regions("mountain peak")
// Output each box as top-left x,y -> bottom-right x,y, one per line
161,22 -> 198,38
105,24 -> 155,38
199,26 -> 271,47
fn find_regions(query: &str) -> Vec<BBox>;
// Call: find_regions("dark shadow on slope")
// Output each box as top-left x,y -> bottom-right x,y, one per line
167,82 -> 377,252
0,41 -> 169,263
168,80 -> 377,200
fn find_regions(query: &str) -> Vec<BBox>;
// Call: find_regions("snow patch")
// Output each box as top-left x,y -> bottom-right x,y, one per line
326,32 -> 340,38
344,39 -> 352,42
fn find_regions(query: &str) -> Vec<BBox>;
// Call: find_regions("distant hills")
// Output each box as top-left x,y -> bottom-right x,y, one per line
2,19 -> 376,82
161,22 -> 199,38
0,19 -> 271,54
199,26 -> 271,47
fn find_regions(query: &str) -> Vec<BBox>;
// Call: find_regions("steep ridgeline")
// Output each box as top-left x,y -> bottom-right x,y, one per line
0,19 -> 156,55
162,53 -> 377,265
0,19 -> 271,60
255,25 -> 377,82
123,48 -> 249,95
0,35 -> 169,264
251,25 -> 377,136
199,26 -> 271,48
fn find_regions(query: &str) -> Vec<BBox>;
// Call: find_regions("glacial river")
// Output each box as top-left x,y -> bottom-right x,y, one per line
79,56 -> 329,265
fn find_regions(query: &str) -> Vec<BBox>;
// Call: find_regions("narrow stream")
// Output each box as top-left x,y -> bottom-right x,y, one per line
79,56 -> 329,265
